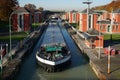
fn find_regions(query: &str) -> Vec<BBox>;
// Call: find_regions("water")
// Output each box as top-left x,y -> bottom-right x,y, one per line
16,25 -> 98,80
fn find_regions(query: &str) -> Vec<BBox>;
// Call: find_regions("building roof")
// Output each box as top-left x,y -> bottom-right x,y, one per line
86,28 -> 102,35
113,8 -> 120,13
97,20 -> 119,24
70,10 -> 78,13
81,9 -> 96,14
13,7 -> 30,14
83,32 -> 99,42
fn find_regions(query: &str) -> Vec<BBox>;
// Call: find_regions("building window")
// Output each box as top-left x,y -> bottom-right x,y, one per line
73,13 -> 76,22
89,15 -> 92,28
100,25 -> 105,30
100,26 -> 102,30
112,26 -> 115,31
103,25 -> 106,30
116,25 -> 118,31
107,25 -> 110,32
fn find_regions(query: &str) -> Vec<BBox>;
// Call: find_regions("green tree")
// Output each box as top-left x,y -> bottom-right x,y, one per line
0,0 -> 18,21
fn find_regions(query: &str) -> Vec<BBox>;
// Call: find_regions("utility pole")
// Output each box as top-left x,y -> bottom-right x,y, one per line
83,0 -> 92,31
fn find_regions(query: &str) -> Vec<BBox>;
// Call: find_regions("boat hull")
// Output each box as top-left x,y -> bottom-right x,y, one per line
36,54 -> 71,72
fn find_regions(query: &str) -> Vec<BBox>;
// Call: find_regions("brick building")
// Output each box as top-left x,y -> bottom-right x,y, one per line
33,10 -> 42,23
11,7 -> 32,32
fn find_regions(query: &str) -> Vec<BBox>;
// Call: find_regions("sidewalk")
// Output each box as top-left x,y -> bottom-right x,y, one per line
67,26 -> 120,80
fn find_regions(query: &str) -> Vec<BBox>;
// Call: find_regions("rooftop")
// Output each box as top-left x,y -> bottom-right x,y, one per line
86,28 -> 102,35
13,7 -> 30,14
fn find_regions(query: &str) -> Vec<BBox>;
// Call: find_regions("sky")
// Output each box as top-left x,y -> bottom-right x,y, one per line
19,0 -> 112,11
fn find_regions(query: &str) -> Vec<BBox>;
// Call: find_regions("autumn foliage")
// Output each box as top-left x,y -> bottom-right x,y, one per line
92,0 -> 120,12
0,0 -> 18,21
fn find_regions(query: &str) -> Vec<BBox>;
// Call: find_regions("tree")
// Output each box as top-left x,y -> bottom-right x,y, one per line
24,4 -> 36,12
0,0 -> 18,21
38,7 -> 44,12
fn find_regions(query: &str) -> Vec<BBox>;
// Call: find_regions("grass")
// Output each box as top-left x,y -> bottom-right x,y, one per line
0,32 -> 28,41
70,23 -> 79,29
104,34 -> 120,40
32,23 -> 41,28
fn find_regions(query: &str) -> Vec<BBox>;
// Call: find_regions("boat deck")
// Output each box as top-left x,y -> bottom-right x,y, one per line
41,23 -> 65,46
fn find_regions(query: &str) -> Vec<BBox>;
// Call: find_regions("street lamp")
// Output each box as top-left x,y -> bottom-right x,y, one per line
9,12 -> 14,60
110,9 -> 114,43
97,13 -> 102,59
83,0 -> 92,30
98,20 -> 101,59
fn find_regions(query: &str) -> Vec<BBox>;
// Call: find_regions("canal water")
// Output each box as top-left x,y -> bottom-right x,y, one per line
16,25 -> 98,80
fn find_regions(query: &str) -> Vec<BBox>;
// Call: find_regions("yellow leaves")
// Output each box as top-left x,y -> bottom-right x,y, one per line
93,0 -> 120,12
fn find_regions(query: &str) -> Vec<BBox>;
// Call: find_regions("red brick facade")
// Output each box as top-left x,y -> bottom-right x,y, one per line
34,12 -> 42,23
11,14 -> 18,31
63,10 -> 120,48
64,11 -> 120,34
11,7 -> 32,32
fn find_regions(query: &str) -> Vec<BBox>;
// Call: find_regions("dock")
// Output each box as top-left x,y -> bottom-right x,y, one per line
65,23 -> 120,79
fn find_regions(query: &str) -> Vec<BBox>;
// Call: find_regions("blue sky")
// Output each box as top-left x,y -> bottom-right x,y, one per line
19,0 -> 112,11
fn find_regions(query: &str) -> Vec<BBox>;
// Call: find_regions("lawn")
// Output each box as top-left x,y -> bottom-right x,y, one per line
32,23 -> 41,28
104,34 -> 120,40
0,32 -> 28,41
70,23 -> 79,29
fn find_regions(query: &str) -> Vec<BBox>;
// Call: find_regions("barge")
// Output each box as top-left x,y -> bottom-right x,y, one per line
36,20 -> 71,72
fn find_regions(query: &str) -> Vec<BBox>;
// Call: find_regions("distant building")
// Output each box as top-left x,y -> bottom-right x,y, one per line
96,9 -> 120,33
64,11 -> 79,23
11,7 -> 32,32
34,10 -> 42,23
64,9 -> 120,34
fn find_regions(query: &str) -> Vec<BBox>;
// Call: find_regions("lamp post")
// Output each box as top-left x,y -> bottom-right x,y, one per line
97,14 -> 102,59
9,12 -> 14,60
110,9 -> 114,43
83,0 -> 92,30
99,21 -> 101,59
97,20 -> 101,59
